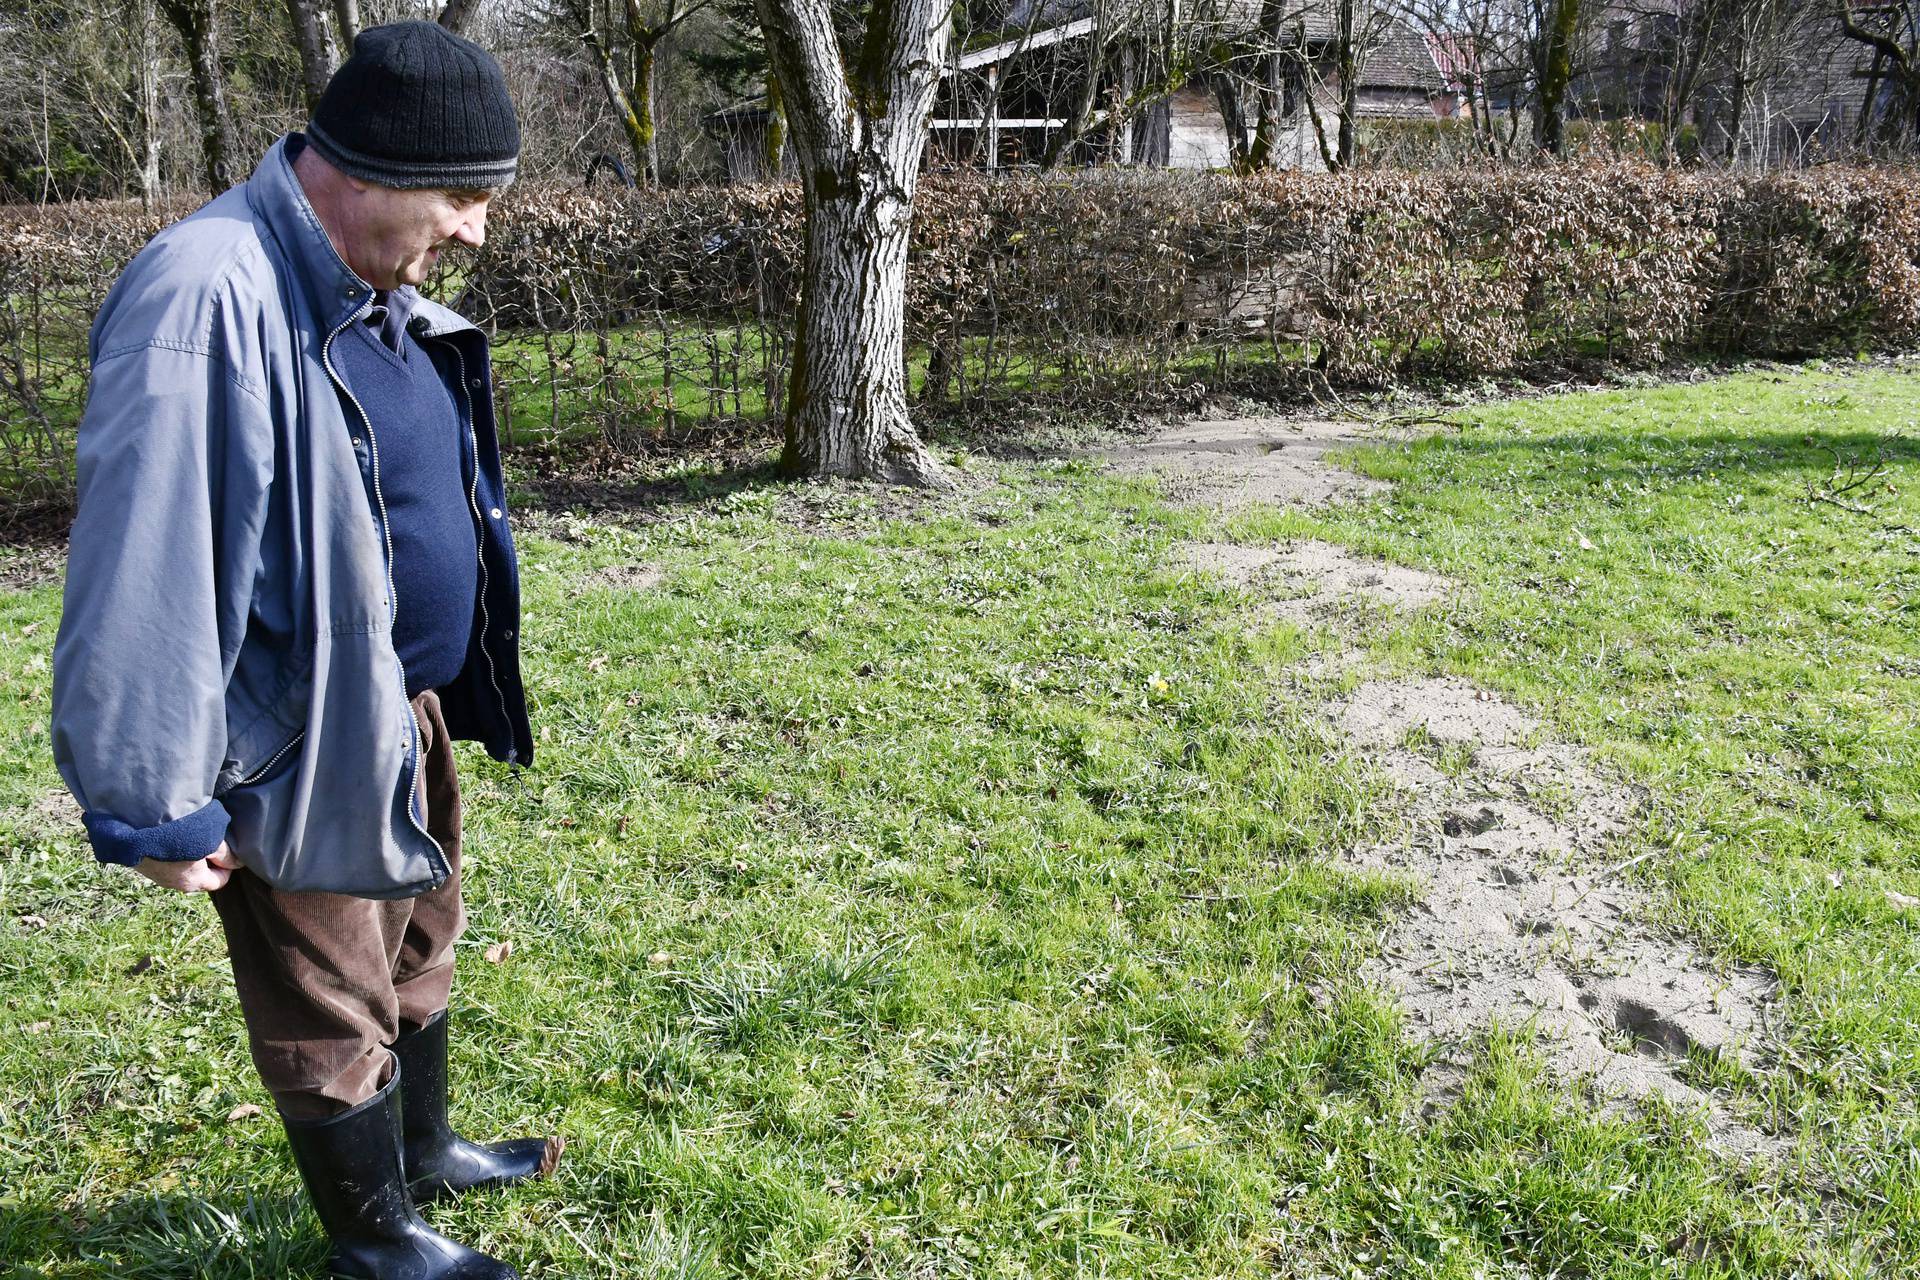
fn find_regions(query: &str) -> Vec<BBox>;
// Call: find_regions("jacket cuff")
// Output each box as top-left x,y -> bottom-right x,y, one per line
83,799 -> 231,867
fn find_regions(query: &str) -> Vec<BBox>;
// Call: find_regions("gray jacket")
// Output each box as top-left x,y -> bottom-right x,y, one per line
51,133 -> 533,899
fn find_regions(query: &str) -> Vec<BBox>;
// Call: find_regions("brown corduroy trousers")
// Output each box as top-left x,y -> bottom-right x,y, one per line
211,689 -> 467,1121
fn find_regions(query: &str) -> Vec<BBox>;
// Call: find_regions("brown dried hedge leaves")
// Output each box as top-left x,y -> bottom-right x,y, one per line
5,164 -> 1920,513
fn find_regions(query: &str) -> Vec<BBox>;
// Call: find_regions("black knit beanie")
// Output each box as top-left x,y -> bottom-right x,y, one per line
306,21 -> 520,190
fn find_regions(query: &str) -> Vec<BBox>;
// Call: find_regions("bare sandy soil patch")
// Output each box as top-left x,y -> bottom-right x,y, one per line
1101,417 -> 1390,510
580,563 -> 665,592
1335,678 -> 1781,1157
1136,412 -> 1784,1156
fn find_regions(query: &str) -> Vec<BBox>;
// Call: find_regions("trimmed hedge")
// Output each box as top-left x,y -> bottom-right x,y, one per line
5,164 -> 1920,515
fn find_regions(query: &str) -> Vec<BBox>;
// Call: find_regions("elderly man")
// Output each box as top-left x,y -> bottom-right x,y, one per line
51,22 -> 551,1280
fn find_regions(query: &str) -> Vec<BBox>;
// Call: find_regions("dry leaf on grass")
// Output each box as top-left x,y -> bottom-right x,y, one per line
485,940 -> 514,964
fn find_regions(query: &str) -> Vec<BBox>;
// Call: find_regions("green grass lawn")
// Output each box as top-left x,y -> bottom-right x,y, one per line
1,362 -> 1917,1277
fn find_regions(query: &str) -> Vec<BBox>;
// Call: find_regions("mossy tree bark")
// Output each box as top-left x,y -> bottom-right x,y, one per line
155,0 -> 237,192
1533,0 -> 1582,156
572,0 -> 709,188
752,0 -> 952,486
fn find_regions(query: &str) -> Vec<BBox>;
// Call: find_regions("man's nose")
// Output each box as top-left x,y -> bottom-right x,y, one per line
452,206 -> 487,249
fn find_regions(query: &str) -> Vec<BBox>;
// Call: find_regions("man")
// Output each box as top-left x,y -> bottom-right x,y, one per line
50,22 -> 552,1280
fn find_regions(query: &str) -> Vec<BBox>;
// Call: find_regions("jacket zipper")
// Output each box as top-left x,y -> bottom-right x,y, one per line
321,305 -> 446,871
237,729 -> 305,785
438,339 -> 515,743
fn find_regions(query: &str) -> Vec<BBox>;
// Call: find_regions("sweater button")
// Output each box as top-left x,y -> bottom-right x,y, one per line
470,377 -> 484,389
489,506 -> 503,519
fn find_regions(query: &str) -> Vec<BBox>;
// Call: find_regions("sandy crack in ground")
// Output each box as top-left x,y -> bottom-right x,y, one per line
1336,678 -> 1783,1158
1173,539 -> 1451,624
578,562 -> 665,592
1119,414 -> 1785,1158
1099,417 -> 1391,510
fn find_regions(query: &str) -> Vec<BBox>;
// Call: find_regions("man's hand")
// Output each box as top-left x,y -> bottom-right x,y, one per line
136,843 -> 243,893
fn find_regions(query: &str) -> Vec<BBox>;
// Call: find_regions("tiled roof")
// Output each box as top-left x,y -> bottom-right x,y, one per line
1364,18 -> 1446,91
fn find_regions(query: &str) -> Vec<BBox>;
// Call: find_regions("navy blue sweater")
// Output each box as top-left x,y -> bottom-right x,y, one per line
333,302 -> 478,696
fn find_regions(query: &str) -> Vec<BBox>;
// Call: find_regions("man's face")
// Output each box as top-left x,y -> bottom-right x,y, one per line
342,181 -> 491,290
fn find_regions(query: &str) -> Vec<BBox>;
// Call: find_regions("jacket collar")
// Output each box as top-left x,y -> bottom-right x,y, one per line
245,133 -> 481,341
246,133 -> 374,333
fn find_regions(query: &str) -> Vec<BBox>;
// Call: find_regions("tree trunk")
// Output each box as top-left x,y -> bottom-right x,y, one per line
583,31 -> 652,181
1838,3 -> 1919,155
1336,86 -> 1357,168
1858,51 -> 1885,148
1332,0 -> 1363,170
1044,35 -> 1108,167
1723,70 -> 1747,164
982,63 -> 1001,169
1306,80 -> 1336,171
332,0 -> 358,44
1534,0 -> 1581,156
1210,71 -> 1251,171
128,0 -> 162,204
137,37 -> 162,198
753,0 -> 950,485
636,37 -> 660,185
782,180 -> 932,481
764,71 -> 787,175
1246,0 -> 1284,170
157,0 -> 238,192
437,0 -> 482,35
284,0 -> 335,114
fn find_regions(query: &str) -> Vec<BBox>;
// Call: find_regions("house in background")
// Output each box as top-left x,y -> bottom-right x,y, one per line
1577,1 -> 1884,164
706,0 -> 1464,181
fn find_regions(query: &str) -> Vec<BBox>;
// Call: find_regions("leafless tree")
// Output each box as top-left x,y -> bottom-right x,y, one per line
155,0 -> 239,191
285,0 -> 337,112
1530,0 -> 1581,153
1838,0 -> 1920,152
750,0 -> 953,483
1391,0 -> 1531,160
438,0 -> 484,33
1713,0 -> 1810,165
558,0 -> 713,185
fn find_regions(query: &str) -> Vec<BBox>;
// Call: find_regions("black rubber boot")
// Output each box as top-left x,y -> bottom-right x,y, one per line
394,1011 -> 555,1204
281,1062 -> 519,1280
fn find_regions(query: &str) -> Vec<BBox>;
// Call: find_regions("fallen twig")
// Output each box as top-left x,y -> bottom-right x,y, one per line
1563,846 -> 1664,911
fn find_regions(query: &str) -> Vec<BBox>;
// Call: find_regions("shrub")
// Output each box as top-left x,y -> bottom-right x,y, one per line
6,164 -> 1920,518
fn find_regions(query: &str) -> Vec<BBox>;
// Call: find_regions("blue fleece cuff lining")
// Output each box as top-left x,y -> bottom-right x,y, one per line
83,799 -> 232,867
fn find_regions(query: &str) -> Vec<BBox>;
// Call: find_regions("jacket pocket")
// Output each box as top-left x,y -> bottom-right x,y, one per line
218,730 -> 308,863
235,731 -> 306,789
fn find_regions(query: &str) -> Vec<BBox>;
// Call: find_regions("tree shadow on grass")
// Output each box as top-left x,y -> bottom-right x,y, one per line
512,454 -> 786,525
2,1189 -> 323,1280
510,449 -> 995,534
1398,428 -> 1920,485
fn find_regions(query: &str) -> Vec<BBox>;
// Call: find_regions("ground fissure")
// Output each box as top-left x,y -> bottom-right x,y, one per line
1123,411 -> 1785,1158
